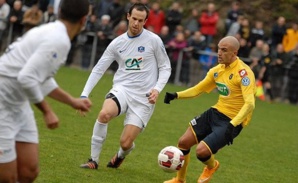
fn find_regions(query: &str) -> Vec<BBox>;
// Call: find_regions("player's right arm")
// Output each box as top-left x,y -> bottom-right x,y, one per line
164,69 -> 216,104
80,40 -> 117,97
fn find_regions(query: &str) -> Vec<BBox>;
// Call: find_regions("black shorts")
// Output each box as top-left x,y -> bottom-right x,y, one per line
189,108 -> 242,154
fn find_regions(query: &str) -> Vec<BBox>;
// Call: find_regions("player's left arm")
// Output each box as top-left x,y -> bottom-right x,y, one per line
230,73 -> 256,127
225,70 -> 256,145
153,37 -> 171,93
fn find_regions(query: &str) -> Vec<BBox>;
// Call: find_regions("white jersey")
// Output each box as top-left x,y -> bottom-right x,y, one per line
0,20 -> 71,104
81,29 -> 171,97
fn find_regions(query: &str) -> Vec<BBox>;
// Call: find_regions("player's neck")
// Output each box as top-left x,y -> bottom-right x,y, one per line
60,20 -> 81,41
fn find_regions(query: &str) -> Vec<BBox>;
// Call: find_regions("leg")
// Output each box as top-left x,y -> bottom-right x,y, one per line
91,98 -> 119,161
175,127 -> 197,182
16,142 -> 39,183
107,124 -> 141,168
0,161 -> 17,183
80,97 -> 119,169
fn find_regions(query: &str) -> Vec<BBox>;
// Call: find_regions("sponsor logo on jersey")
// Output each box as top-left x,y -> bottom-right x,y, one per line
138,46 -> 145,53
241,76 -> 250,86
216,82 -> 230,96
229,74 -> 233,80
238,69 -> 247,78
125,57 -> 143,70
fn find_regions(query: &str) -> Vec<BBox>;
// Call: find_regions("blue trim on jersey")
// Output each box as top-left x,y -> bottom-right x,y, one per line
127,29 -> 144,39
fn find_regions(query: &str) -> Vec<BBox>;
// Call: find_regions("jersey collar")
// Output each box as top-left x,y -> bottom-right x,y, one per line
221,57 -> 239,69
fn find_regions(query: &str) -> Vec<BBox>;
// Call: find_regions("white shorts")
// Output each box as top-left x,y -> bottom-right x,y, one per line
108,87 -> 155,130
0,78 -> 38,163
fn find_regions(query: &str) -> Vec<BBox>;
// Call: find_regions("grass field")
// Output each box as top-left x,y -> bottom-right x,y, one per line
34,67 -> 298,183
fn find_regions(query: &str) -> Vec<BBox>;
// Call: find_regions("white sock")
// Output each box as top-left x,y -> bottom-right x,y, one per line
118,142 -> 135,159
90,120 -> 107,163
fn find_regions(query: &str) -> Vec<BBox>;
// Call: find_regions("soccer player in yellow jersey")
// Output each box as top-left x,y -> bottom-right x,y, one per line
163,36 -> 256,183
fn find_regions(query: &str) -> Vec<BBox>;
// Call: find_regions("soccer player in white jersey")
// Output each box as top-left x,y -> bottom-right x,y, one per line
0,0 -> 91,182
80,3 -> 171,169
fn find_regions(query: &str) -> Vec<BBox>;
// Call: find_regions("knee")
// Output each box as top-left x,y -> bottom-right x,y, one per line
177,136 -> 192,150
119,138 -> 133,151
98,110 -> 113,123
18,165 -> 39,182
196,141 -> 211,159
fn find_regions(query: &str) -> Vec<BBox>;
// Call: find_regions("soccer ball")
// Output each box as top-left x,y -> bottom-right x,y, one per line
158,146 -> 185,173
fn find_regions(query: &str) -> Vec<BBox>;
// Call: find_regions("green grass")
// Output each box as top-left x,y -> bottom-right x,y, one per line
34,67 -> 298,183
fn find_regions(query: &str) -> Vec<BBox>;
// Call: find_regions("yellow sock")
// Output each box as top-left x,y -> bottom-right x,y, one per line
203,154 -> 215,169
177,153 -> 190,181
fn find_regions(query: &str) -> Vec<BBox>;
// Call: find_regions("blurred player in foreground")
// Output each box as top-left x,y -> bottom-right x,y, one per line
163,36 -> 256,183
79,3 -> 171,170
0,0 -> 91,182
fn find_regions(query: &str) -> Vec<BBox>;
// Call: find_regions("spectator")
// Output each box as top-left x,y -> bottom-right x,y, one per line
249,39 -> 264,77
39,0 -> 51,12
199,43 -> 218,81
225,1 -> 242,33
165,2 -> 182,37
238,37 -> 251,63
282,22 -> 298,53
94,0 -> 112,19
124,0 -> 138,13
96,14 -> 114,70
0,0 -> 10,51
22,0 -> 38,10
258,43 -> 274,102
167,32 -> 189,84
184,8 -> 199,35
187,30 -> 206,85
271,44 -> 289,101
271,16 -> 286,50
159,25 -> 172,45
22,4 -> 43,32
199,2 -> 219,45
226,15 -> 243,37
113,20 -> 127,37
107,0 -> 124,28
145,1 -> 165,34
287,45 -> 298,104
238,18 -> 250,42
42,4 -> 56,23
249,20 -> 265,48
8,0 -> 24,43
80,14 -> 99,70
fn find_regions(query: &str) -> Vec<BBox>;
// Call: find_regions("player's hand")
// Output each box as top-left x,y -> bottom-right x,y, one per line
43,110 -> 59,129
225,123 -> 235,145
72,97 -> 92,111
164,92 -> 177,104
147,89 -> 159,104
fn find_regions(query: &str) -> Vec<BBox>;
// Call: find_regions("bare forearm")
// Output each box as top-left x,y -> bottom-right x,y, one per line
48,87 -> 74,106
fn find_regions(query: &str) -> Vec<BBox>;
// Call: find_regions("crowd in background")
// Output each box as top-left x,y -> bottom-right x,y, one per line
0,0 -> 297,105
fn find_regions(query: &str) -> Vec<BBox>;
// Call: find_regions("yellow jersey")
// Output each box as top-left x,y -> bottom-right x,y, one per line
177,57 -> 256,127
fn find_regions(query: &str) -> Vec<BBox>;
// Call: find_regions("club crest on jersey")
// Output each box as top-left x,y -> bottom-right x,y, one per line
138,46 -> 145,53
241,76 -> 250,86
214,72 -> 218,78
238,69 -> 247,78
229,74 -> 233,80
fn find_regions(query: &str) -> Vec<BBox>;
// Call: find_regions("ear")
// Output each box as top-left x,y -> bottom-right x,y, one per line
126,13 -> 130,21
